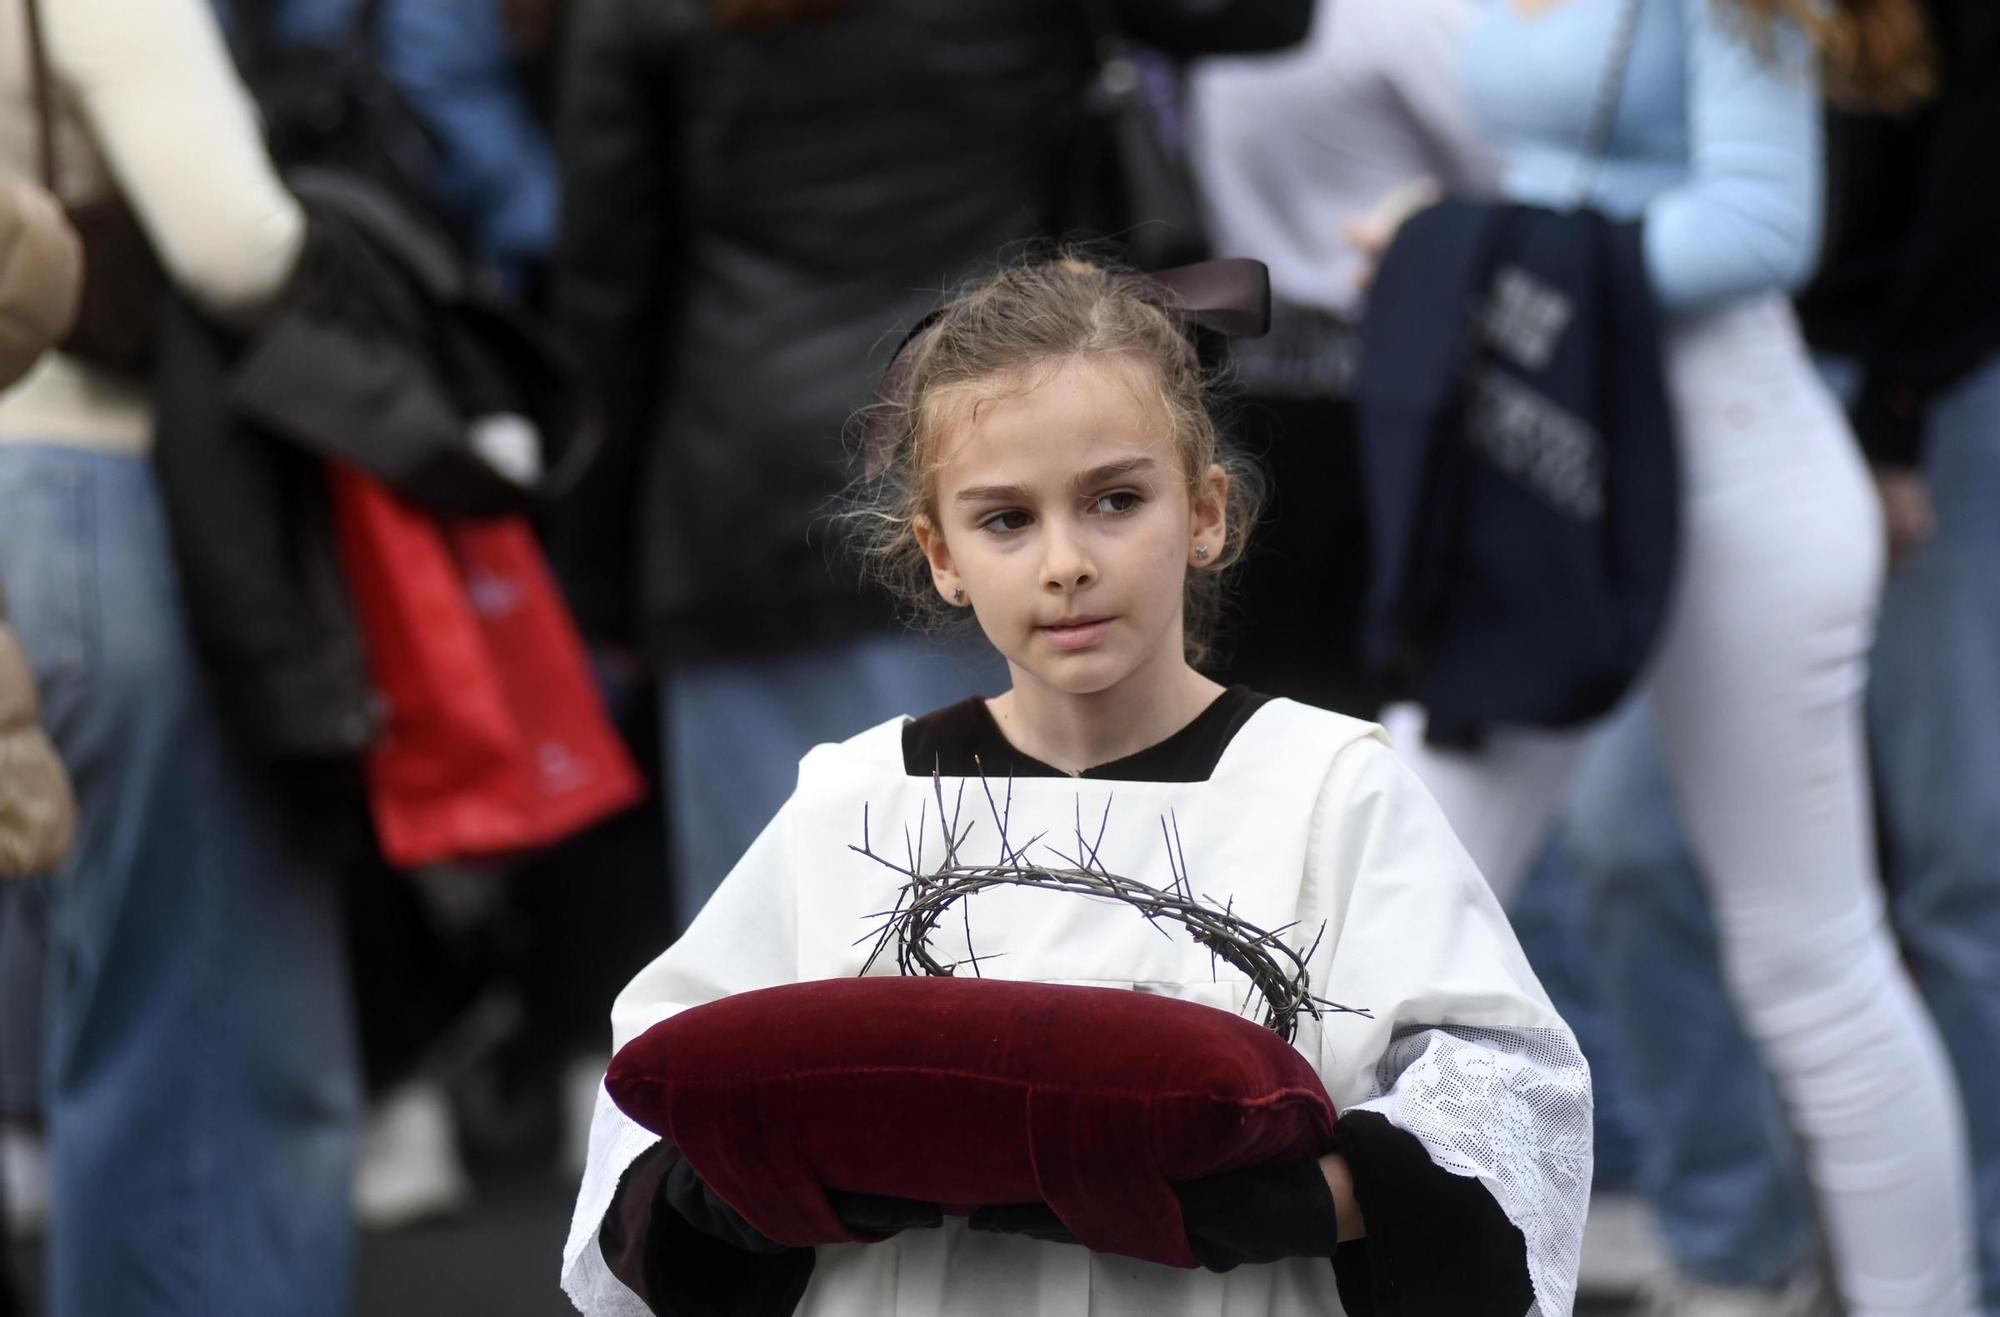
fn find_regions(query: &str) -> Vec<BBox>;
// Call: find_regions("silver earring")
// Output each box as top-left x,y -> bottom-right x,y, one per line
952,586 -> 965,603
1193,545 -> 1211,562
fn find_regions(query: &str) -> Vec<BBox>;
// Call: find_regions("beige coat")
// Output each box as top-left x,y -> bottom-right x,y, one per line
0,0 -> 304,451
0,580 -> 74,877
0,171 -> 81,391
0,175 -> 80,876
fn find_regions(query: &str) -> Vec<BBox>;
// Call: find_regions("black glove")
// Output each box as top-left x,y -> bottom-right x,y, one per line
969,1157 -> 1339,1272
658,1154 -> 793,1255
824,1191 -> 944,1237
967,1201 -> 1081,1246
663,1156 -> 944,1251
611,1147 -> 818,1313
1174,1157 -> 1340,1271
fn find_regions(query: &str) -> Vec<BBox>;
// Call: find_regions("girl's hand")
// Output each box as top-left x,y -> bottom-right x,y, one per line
969,1155 -> 1350,1269
967,1201 -> 1080,1246
1344,178 -> 1443,295
664,1156 -> 941,1250
827,1190 -> 944,1237
661,1154 -> 793,1254
1173,1156 -> 1346,1267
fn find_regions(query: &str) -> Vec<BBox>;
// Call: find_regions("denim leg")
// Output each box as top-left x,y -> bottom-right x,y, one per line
0,880 -> 45,1120
1509,830 -> 1647,1190
0,446 -> 360,1317
661,626 -> 1007,930
1867,355 -> 2000,1316
1565,701 -> 1816,1288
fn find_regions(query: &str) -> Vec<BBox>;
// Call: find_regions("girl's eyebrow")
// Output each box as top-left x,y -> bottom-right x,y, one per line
954,482 -> 1029,506
1069,457 -> 1157,492
953,457 -> 1160,506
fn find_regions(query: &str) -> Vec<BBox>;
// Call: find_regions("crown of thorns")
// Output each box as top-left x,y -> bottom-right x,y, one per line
853,766 -> 1369,1044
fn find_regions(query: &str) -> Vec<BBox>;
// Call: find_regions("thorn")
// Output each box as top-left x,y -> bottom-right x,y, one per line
1091,795 -> 1113,873
1303,922 -> 1327,966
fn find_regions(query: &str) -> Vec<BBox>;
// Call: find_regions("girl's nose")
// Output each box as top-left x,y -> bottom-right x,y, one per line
1041,524 -> 1095,594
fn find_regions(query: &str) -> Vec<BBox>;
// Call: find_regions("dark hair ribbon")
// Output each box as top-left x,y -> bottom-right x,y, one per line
1148,257 -> 1273,340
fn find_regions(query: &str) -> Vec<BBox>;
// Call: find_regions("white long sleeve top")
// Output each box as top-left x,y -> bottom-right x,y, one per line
1461,0 -> 1824,312
0,0 -> 304,452
1187,0 -> 1497,321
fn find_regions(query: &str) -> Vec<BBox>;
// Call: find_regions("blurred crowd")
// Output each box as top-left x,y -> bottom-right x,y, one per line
1,0 -> 1996,1315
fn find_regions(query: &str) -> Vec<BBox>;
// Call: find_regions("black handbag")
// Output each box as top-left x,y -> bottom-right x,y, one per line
20,0 -> 163,376
1060,0 -> 1210,271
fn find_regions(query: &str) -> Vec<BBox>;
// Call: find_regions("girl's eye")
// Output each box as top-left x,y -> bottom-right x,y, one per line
979,509 -> 1031,534
1091,490 -> 1143,516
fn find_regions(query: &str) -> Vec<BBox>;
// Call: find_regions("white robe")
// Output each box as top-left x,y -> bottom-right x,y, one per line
563,700 -> 1591,1316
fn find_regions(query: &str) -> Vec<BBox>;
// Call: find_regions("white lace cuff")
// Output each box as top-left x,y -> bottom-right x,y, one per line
1350,1025 -> 1593,1316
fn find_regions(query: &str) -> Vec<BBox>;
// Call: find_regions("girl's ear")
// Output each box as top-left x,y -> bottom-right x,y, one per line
913,514 -> 965,606
1189,463 -> 1229,565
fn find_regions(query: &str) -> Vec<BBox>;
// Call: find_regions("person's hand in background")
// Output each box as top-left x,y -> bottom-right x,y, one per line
1343,176 -> 1441,295
1872,465 -> 1935,569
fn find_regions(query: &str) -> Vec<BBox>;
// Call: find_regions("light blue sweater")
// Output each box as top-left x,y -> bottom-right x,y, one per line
1461,0 -> 1823,312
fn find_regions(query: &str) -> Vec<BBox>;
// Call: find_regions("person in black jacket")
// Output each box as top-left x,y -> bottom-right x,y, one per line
552,0 -> 1313,931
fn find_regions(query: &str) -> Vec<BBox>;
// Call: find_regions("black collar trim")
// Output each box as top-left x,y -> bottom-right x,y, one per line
900,687 -> 1272,783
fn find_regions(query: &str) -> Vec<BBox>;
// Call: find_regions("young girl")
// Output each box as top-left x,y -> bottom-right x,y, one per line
562,259 -> 1592,1316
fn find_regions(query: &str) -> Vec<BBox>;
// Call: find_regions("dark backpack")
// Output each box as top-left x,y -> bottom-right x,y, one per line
1356,200 -> 1680,745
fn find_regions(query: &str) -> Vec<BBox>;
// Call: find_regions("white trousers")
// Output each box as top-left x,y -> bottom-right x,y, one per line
1388,297 -> 1977,1317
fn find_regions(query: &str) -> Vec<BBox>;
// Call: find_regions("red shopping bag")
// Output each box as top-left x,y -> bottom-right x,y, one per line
330,465 -> 644,867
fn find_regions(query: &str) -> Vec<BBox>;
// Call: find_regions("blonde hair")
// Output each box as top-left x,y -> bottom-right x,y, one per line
1739,0 -> 1937,111
845,256 -> 1263,669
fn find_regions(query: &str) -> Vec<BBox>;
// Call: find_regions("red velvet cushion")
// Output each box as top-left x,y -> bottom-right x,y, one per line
606,977 -> 1336,1269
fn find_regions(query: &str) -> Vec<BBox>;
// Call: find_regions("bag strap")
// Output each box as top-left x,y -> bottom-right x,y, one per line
21,0 -> 57,192
1571,0 -> 1646,204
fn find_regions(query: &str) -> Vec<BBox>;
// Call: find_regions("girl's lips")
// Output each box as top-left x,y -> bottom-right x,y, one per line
1039,618 -> 1113,651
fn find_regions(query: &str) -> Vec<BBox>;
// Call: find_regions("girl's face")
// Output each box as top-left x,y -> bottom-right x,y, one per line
915,355 -> 1227,703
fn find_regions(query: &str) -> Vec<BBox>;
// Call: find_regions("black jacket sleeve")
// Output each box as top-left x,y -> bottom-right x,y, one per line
1110,0 -> 1315,57
1329,1111 -> 1535,1317
600,1143 -> 817,1317
1837,1 -> 2000,468
550,0 -> 675,642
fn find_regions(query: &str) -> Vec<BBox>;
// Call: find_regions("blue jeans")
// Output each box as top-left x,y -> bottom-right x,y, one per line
0,446 -> 360,1317
1510,821 -> 1654,1194
1865,354 -> 2000,1315
661,626 -> 1007,930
